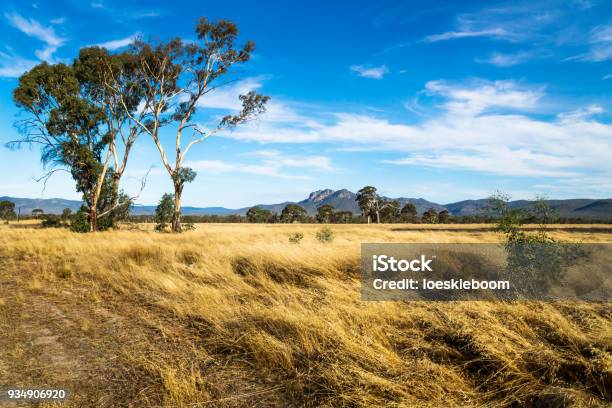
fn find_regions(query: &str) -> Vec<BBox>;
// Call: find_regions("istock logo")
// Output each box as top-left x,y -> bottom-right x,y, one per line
372,255 -> 434,272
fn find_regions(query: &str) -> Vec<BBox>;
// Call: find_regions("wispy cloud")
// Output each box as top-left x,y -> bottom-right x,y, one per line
566,23 -> 612,62
219,79 -> 612,184
183,152 -> 331,180
92,33 -> 139,50
250,150 -> 335,171
477,51 -> 535,67
0,50 -> 37,78
350,64 -> 389,79
424,79 -> 543,115
4,12 -> 65,63
425,28 -> 509,43
423,3 -> 560,43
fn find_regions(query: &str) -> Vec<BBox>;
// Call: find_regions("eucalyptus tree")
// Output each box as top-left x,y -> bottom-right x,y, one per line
315,204 -> 335,223
10,48 -> 144,232
400,203 -> 417,222
119,18 -> 269,232
246,206 -> 272,223
280,204 -> 307,223
379,199 -> 400,223
74,47 -> 147,217
356,186 -> 377,224
11,62 -> 109,231
0,201 -> 16,223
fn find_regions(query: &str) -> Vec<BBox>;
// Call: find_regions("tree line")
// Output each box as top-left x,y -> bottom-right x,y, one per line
8,17 -> 268,233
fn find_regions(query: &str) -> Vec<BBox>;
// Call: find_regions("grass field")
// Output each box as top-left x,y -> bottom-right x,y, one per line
0,223 -> 610,407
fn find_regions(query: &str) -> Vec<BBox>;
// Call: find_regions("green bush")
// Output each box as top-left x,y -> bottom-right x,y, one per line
70,206 -> 91,233
315,227 -> 334,243
182,222 -> 196,231
41,215 -> 64,228
288,232 -> 304,244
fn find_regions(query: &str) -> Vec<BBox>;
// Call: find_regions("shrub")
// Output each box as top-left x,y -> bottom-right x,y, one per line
41,215 -> 64,228
70,206 -> 91,233
315,227 -> 334,243
183,223 -> 196,231
288,232 -> 304,244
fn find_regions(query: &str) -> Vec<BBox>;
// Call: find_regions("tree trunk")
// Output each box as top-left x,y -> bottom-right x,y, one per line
112,174 -> 120,207
171,183 -> 182,233
367,214 -> 371,224
89,205 -> 98,232
376,211 -> 380,224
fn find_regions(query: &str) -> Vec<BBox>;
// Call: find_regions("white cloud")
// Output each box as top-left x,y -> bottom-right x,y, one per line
0,50 -> 37,78
425,28 -> 509,43
477,51 -> 534,67
92,33 -> 139,50
350,65 -> 389,79
557,104 -> 604,122
424,3 -> 559,43
198,77 -> 264,110
604,73 -> 612,80
178,150 -> 334,180
424,80 -> 543,115
196,77 -> 318,127
219,79 -> 612,185
184,159 -> 308,179
567,24 -> 612,62
250,150 -> 334,171
5,12 -> 65,63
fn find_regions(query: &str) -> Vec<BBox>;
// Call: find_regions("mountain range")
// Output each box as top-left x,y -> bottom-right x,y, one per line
2,190 -> 612,219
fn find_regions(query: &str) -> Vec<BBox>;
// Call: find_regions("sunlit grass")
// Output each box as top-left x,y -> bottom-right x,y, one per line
0,223 -> 610,407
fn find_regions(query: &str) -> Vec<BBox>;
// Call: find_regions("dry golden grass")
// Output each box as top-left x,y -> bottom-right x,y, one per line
0,223 -> 610,407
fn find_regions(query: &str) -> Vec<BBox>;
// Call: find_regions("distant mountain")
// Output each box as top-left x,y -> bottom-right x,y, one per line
0,196 -> 82,215
2,191 -> 611,219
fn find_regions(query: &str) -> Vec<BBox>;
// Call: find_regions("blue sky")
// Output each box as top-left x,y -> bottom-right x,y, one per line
1,0 -> 611,207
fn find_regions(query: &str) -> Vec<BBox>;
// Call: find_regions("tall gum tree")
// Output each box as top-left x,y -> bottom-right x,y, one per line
119,18 -> 269,232
10,49 -> 145,231
75,47 -> 148,219
11,62 -> 110,231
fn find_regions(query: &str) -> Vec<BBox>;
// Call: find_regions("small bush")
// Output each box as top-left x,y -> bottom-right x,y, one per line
154,222 -> 168,232
70,207 -> 91,233
41,215 -> 64,228
288,232 -> 304,244
182,223 -> 196,231
315,227 -> 334,243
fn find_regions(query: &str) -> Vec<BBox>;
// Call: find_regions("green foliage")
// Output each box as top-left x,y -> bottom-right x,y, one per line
400,203 -> 417,222
41,214 -> 64,228
246,206 -> 272,223
280,204 -> 307,223
438,209 -> 451,223
379,200 -> 401,223
356,186 -> 377,222
182,222 -> 196,231
288,232 -> 304,244
155,193 -> 175,232
70,206 -> 91,233
332,211 -> 353,223
61,208 -> 72,221
316,204 -> 335,223
422,208 -> 438,224
489,192 -> 585,296
32,208 -> 44,217
315,227 -> 334,243
0,201 -> 16,223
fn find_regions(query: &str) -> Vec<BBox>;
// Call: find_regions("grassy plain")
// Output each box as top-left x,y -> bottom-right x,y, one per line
0,223 -> 610,407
